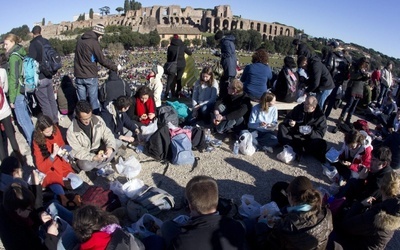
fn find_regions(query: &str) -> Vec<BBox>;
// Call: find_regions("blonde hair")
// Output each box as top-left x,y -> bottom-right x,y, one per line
229,79 -> 243,93
3,33 -> 22,44
379,172 -> 400,198
260,92 -> 275,112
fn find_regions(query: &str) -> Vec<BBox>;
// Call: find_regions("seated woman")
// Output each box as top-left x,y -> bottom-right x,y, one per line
256,176 -> 333,249
192,66 -> 218,124
248,92 -> 278,149
127,86 -> 156,126
240,48 -> 273,101
273,56 -> 299,103
73,205 -> 144,249
33,115 -> 82,204
335,130 -> 372,180
336,171 -> 400,249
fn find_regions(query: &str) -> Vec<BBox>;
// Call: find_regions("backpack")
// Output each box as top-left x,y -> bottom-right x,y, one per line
170,133 -> 195,165
353,119 -> 372,135
11,52 -> 40,93
81,186 -> 121,212
38,40 -> 62,77
157,105 -> 179,126
333,57 -> 350,83
191,126 -> 207,151
132,186 -> 175,215
145,124 -> 171,161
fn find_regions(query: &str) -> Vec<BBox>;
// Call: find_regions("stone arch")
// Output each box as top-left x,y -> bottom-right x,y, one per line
175,17 -> 179,23
274,26 -> 277,35
231,20 -> 237,30
285,28 -> 291,36
181,17 -> 185,24
240,21 -> 244,29
163,17 -> 169,24
269,25 -> 272,34
170,17 -> 174,24
269,35 -> 273,40
214,18 -> 221,30
222,19 -> 229,30
263,24 -> 267,33
139,17 -> 143,25
280,27 -> 283,35
250,22 -> 254,30
256,23 -> 261,32
263,34 -> 267,41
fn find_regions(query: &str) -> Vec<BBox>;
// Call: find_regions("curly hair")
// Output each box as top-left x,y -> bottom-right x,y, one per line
73,205 -> 120,242
251,49 -> 269,64
33,115 -> 57,158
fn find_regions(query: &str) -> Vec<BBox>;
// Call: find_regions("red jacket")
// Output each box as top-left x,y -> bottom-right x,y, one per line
80,231 -> 111,250
33,126 -> 74,188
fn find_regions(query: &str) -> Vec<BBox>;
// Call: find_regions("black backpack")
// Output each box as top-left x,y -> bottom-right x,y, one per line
157,105 -> 179,127
38,40 -> 62,77
145,124 -> 171,161
191,126 -> 207,152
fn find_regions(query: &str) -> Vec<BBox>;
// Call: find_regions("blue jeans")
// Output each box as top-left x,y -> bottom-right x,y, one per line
75,77 -> 99,112
14,94 -> 34,145
316,89 -> 333,110
377,84 -> 389,106
340,96 -> 360,122
36,78 -> 59,123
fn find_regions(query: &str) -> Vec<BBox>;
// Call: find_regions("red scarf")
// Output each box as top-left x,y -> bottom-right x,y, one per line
80,231 -> 111,250
135,97 -> 155,125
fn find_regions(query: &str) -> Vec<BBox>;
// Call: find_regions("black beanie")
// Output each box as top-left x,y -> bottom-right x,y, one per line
214,30 -> 224,40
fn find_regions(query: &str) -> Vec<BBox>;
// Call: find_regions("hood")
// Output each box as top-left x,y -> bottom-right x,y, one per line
0,174 -> 28,192
223,35 -> 236,42
155,65 -> 164,80
359,130 -> 372,148
81,30 -> 98,40
297,43 -> 312,58
108,70 -> 120,81
170,38 -> 183,46
374,197 -> 400,231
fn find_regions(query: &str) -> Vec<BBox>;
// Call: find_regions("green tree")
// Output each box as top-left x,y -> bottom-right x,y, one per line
273,36 -> 295,55
42,18 -> 45,26
8,25 -> 30,41
260,40 -> 275,54
131,0 -> 142,11
192,38 -> 202,47
124,0 -> 130,13
148,30 -> 160,47
116,7 -> 124,14
89,8 -> 94,19
107,43 -> 124,60
247,30 -> 262,51
206,36 -> 216,47
183,39 -> 191,47
161,40 -> 169,48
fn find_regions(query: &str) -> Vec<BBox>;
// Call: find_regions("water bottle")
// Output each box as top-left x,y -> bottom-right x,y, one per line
205,128 -> 211,143
233,140 -> 239,155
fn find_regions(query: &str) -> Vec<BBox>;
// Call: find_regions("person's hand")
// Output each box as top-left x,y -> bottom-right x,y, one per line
358,166 -> 369,179
148,113 -> 155,120
260,122 -> 267,127
105,147 -> 114,158
289,119 -> 296,127
140,114 -> 148,120
389,128 -> 394,134
361,196 -> 375,207
31,170 -> 40,185
47,220 -> 59,236
93,154 -> 103,162
213,119 -> 221,125
52,143 -> 60,158
40,211 -> 52,223
120,135 -> 135,143
341,160 -> 351,167
117,64 -> 122,71
10,103 -> 14,109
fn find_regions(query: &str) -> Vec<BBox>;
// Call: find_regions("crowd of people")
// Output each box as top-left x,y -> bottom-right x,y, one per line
0,23 -> 399,250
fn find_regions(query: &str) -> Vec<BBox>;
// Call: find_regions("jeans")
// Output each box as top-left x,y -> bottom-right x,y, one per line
0,115 -> 19,160
377,84 -> 389,106
14,94 -> 34,145
35,78 -> 58,123
340,96 -> 360,122
75,77 -> 100,113
316,89 -> 333,110
324,85 -> 340,118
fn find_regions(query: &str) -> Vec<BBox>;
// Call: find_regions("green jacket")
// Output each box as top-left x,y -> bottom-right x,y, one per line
6,45 -> 26,103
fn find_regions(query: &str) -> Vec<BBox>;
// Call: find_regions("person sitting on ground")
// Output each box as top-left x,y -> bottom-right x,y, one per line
33,115 -> 83,203
56,75 -> 78,116
273,56 -> 299,103
213,79 -> 252,135
0,156 -> 28,199
67,100 -> 116,172
334,130 -> 372,180
147,65 -> 164,108
101,95 -> 140,149
255,176 -> 333,249
240,48 -> 272,101
335,171 -> 400,249
73,205 -> 144,250
248,92 -> 278,149
336,147 -> 393,204
127,86 -> 156,126
277,95 -> 328,162
191,66 -> 218,124
377,108 -> 400,139
100,70 -> 132,108
371,94 -> 397,129
161,175 -> 247,249
381,129 -> 400,170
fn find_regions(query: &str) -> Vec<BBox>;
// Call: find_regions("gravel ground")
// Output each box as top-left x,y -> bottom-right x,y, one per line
0,106 -> 399,249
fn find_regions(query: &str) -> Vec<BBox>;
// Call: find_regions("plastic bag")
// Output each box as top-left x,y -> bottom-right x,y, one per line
129,213 -> 163,239
322,163 -> 339,182
122,178 -> 145,199
277,145 -> 296,164
259,201 -> 282,228
140,119 -> 158,142
110,180 -> 128,204
116,156 -> 142,179
238,194 -> 261,218
173,215 -> 190,225
239,131 -> 256,156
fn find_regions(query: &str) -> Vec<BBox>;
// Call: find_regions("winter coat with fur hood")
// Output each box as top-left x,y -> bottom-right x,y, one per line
338,196 -> 400,249
148,65 -> 164,107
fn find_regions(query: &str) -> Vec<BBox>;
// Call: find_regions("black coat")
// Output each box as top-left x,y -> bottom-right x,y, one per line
28,35 -> 50,79
305,56 -> 335,93
167,38 -> 192,68
168,214 -> 247,250
214,92 -> 252,124
383,131 -> 400,169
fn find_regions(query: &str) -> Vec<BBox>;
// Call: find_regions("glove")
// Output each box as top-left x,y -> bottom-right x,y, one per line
117,64 -> 122,71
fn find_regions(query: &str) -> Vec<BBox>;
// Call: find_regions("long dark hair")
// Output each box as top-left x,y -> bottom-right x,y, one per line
33,115 -> 57,158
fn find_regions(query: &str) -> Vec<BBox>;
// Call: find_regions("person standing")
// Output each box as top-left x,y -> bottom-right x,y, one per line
377,61 -> 394,106
74,24 -> 119,115
29,25 -> 59,123
3,34 -> 34,146
164,34 -> 192,99
214,30 -> 237,99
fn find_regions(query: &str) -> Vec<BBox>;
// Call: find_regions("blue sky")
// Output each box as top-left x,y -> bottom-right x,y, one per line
1,0 -> 398,59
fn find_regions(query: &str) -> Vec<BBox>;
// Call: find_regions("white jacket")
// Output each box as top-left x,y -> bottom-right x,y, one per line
148,65 -> 164,107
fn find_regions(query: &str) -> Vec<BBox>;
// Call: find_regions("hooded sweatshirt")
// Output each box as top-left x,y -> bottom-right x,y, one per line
166,38 -> 192,68
148,65 -> 164,107
6,45 -> 26,103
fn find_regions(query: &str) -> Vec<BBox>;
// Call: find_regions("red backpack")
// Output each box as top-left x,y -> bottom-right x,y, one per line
353,119 -> 372,135
81,186 -> 121,212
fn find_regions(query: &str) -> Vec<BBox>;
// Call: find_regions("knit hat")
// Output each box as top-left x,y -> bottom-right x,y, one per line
214,30 -> 224,40
173,34 -> 179,39
93,24 -> 105,35
284,56 -> 296,69
287,176 -> 313,197
328,40 -> 340,48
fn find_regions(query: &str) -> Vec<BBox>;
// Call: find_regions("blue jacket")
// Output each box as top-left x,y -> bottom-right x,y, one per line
219,35 -> 237,78
241,63 -> 272,99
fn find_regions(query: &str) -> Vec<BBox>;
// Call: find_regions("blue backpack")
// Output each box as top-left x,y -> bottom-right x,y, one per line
170,133 -> 195,165
39,41 -> 62,77
12,53 -> 40,93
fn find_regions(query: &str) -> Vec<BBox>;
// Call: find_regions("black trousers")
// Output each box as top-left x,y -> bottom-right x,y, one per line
0,115 -> 20,160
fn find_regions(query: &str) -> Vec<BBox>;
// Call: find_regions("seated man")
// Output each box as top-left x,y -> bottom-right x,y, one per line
161,175 -> 247,250
213,79 -> 252,134
382,131 -> 400,170
277,95 -> 327,162
67,100 -> 116,171
101,96 -> 140,149
336,147 -> 393,203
